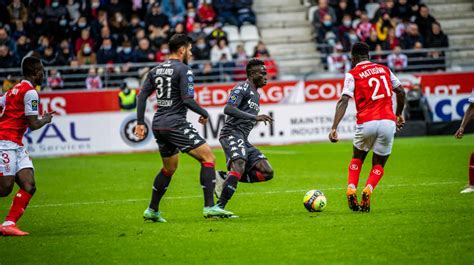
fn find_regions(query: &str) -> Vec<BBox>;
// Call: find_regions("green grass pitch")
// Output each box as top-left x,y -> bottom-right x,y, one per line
1,135 -> 473,264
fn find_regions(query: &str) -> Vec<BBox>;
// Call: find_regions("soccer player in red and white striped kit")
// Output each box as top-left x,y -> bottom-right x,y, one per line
0,56 -> 55,236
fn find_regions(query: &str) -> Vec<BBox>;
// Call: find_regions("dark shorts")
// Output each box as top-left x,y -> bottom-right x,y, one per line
219,131 -> 267,173
153,122 -> 206,157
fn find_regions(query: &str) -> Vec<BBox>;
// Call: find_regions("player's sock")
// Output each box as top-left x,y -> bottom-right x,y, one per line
365,165 -> 384,191
201,162 -> 216,207
5,189 -> 33,224
469,153 -> 474,186
348,158 -> 363,189
149,168 -> 173,211
243,168 -> 267,183
217,171 -> 241,208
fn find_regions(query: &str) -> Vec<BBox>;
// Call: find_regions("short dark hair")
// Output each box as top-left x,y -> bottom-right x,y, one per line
351,42 -> 369,58
246,58 -> 265,75
21,56 -> 43,77
169,33 -> 192,53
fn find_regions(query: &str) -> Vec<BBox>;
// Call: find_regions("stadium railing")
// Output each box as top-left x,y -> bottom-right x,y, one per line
1,46 -> 473,91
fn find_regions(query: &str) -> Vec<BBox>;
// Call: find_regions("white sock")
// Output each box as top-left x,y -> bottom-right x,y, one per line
348,184 -> 356,190
2,221 -> 15,226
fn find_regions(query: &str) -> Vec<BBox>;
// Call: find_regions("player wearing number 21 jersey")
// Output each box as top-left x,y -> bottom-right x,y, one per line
329,42 -> 406,213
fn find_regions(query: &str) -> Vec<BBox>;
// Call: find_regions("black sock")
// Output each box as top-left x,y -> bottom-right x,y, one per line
218,172 -> 240,208
201,162 -> 215,207
149,169 -> 173,211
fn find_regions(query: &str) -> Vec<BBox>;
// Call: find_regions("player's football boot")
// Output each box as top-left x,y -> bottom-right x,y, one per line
0,224 -> 29,236
460,185 -> 474,194
143,208 -> 167,223
360,187 -> 372,212
346,187 -> 360,212
214,171 -> 227,199
203,205 -> 234,218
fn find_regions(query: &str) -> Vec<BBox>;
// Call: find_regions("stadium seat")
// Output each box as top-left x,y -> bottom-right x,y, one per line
223,25 -> 241,42
229,41 -> 243,54
240,25 -> 260,42
203,26 -> 214,36
365,3 -> 380,20
307,6 -> 319,22
244,40 -> 259,57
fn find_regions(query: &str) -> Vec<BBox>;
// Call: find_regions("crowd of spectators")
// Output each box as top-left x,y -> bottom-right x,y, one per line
312,0 -> 449,73
0,0 -> 267,90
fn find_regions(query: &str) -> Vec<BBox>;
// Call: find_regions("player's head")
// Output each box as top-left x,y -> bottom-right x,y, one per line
350,42 -> 370,67
169,33 -> 193,64
246,58 -> 267,88
21,56 -> 44,86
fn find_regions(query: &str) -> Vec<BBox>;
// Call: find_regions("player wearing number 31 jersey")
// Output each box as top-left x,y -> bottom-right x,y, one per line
329,42 -> 406,212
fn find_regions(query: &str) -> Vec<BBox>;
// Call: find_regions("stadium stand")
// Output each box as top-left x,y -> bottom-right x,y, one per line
0,0 -> 473,90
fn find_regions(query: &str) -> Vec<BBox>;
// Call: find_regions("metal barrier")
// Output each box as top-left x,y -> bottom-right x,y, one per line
1,46 -> 473,90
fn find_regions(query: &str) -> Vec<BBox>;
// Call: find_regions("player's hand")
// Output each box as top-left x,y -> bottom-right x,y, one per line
256,114 -> 273,125
42,111 -> 56,123
199,116 -> 208,125
134,124 -> 146,140
455,127 -> 464,139
329,129 -> 338,143
396,115 -> 405,132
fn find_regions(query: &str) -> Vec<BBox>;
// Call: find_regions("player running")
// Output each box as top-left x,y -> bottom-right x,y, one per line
135,34 -> 233,222
214,58 -> 274,210
454,88 -> 474,194
329,42 -> 406,212
0,56 -> 55,236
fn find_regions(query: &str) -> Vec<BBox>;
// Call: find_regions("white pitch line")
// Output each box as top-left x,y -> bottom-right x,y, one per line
26,181 -> 465,209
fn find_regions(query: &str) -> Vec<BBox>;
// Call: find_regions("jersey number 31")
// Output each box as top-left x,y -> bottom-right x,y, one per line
155,76 -> 172,99
369,75 -> 391,101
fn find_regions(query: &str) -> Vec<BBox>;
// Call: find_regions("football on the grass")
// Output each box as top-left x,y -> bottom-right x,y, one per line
303,190 -> 327,212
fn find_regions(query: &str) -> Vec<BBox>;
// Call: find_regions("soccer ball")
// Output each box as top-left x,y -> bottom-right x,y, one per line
303,190 -> 327,212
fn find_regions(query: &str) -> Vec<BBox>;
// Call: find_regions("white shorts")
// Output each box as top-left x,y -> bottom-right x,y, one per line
0,141 -> 34,177
353,120 -> 396,156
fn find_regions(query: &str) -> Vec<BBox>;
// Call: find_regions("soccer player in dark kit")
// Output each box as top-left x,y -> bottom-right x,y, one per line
214,58 -> 275,211
135,34 -> 234,222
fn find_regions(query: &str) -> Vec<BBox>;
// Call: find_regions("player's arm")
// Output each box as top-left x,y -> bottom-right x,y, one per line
329,73 -> 354,143
390,70 -> 406,131
179,67 -> 209,124
24,90 -> 54,130
455,101 -> 474,139
135,73 -> 154,139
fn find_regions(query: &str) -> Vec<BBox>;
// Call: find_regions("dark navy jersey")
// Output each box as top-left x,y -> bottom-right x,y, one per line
220,81 -> 260,139
140,59 -> 195,128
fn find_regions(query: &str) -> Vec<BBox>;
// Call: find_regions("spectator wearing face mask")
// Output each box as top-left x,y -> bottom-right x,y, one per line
189,21 -> 206,42
312,0 -> 336,30
192,36 -> 211,61
184,2 -> 199,33
97,38 -> 118,64
317,14 -> 338,50
155,42 -> 170,62
75,28 -> 94,54
77,43 -> 97,65
72,16 -> 89,41
335,0 -> 355,26
338,14 -> 352,42
162,0 -> 186,27
118,40 -> 136,63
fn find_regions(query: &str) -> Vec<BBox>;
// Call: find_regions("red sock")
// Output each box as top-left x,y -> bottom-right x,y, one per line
5,189 -> 33,223
348,158 -> 363,188
469,153 -> 474,186
366,165 -> 384,191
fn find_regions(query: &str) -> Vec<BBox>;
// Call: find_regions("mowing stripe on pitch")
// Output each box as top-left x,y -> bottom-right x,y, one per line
26,181 -> 465,209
